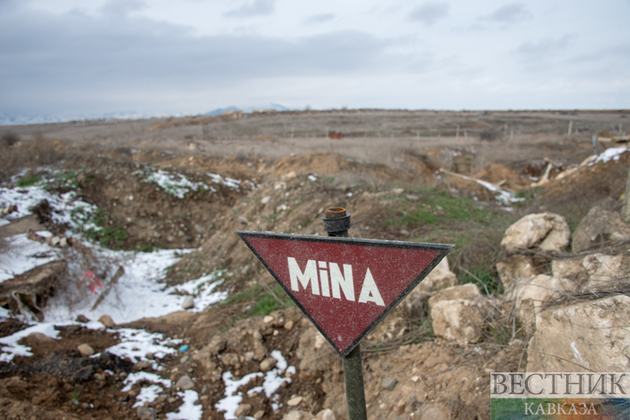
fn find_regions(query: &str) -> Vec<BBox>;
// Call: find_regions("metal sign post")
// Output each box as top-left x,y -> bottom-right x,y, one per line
322,208 -> 367,420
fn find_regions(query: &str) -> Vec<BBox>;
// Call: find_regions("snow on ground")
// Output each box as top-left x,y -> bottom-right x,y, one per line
0,322 -> 60,362
41,245 -> 227,323
166,390 -> 202,420
216,350 -> 294,419
474,179 -> 524,205
132,384 -> 165,408
0,185 -> 100,232
145,170 -> 215,199
0,177 -> 237,419
594,146 -> 628,164
0,234 -> 61,282
140,168 -> 255,199
106,328 -> 181,369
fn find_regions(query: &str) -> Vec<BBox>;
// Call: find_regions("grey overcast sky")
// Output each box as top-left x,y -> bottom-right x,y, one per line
1,0 -> 629,122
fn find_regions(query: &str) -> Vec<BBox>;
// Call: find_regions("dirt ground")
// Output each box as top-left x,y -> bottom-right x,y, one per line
0,109 -> 629,420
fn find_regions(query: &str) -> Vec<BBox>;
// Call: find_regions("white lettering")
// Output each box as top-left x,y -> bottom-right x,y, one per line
330,263 -> 354,301
358,268 -> 385,306
318,261 -> 330,297
288,257 -> 319,295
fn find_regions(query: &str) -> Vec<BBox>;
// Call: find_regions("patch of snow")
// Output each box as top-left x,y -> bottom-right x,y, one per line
217,372 -> 263,419
474,179 -> 524,205
0,322 -> 60,362
217,350 -> 294,418
43,246 -> 195,323
146,171 -> 213,199
102,328 -> 181,369
169,270 -> 228,312
122,371 -> 172,392
594,147 -> 628,164
166,390 -> 202,420
0,234 -> 60,283
132,384 -> 164,408
207,173 -> 242,190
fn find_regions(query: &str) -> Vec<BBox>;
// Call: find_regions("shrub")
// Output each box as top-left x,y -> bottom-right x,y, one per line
0,131 -> 20,147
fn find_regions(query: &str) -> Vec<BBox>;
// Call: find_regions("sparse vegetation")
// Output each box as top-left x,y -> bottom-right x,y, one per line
1,131 -> 20,147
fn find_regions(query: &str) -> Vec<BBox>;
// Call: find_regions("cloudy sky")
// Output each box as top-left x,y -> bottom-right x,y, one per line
1,0 -> 629,121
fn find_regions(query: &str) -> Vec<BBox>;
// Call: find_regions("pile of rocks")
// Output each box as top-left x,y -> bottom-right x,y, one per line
426,206 -> 630,372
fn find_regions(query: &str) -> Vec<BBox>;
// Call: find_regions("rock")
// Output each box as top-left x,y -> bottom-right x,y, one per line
98,315 -> 115,328
496,255 -> 539,288
431,299 -> 484,345
505,274 -> 575,334
182,295 -> 194,310
381,377 -> 398,391
583,253 -> 626,290
175,375 -> 194,390
283,411 -> 315,420
136,361 -> 151,370
287,396 -> 303,406
235,403 -> 252,417
315,409 -> 337,420
221,353 -> 241,369
238,215 -> 249,224
572,206 -> 630,252
260,357 -> 277,372
528,295 -> 630,372
416,403 -> 450,420
137,406 -> 157,420
392,188 -> 404,194
395,258 -> 457,321
263,315 -> 274,323
501,212 -> 570,254
428,284 -> 481,310
59,237 -> 68,247
261,196 -> 271,204
77,343 -> 95,356
75,314 -> 90,323
551,258 -> 587,285
21,332 -> 60,351
254,410 -> 265,419
416,258 -> 458,294
284,320 -> 294,330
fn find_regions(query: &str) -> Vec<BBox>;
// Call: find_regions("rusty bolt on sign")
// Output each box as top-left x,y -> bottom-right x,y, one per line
322,207 -> 351,237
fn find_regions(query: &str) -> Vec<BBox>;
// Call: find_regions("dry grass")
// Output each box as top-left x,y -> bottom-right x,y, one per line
0,135 -> 67,183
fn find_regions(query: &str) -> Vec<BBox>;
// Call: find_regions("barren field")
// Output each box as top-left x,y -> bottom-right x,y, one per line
0,109 -> 629,420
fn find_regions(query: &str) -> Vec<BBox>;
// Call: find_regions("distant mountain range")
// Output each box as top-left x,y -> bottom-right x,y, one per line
0,104 -> 295,126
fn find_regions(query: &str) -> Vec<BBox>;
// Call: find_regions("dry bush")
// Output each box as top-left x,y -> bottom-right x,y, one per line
0,133 -> 66,182
1,131 -> 20,147
479,130 -> 501,141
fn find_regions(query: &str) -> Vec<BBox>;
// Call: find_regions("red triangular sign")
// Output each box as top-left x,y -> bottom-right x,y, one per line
237,231 -> 453,356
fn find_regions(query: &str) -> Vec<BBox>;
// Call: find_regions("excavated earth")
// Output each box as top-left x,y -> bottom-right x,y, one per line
0,109 -> 629,419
